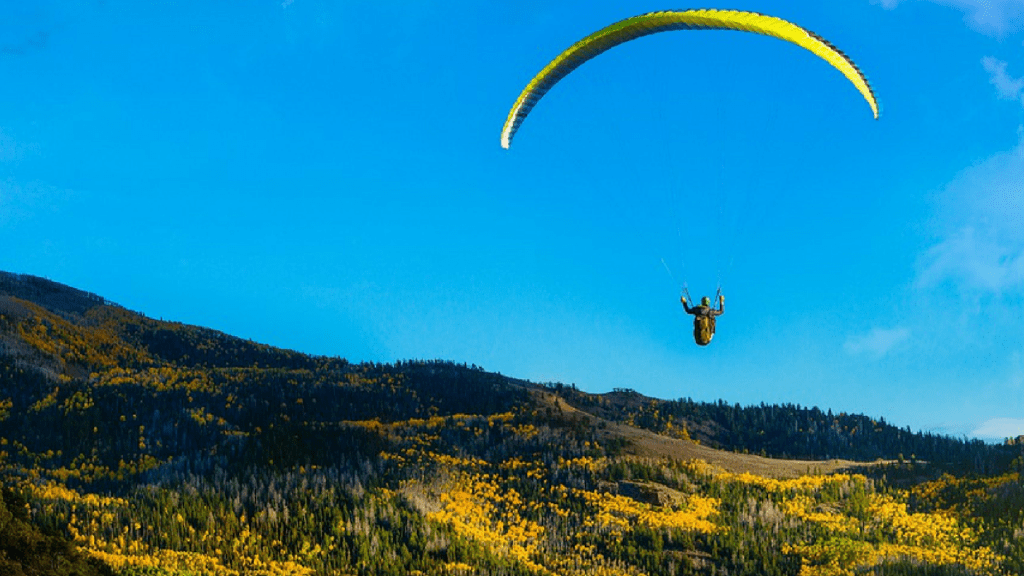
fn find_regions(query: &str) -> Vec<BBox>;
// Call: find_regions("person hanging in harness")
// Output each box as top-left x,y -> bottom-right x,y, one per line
681,293 -> 724,346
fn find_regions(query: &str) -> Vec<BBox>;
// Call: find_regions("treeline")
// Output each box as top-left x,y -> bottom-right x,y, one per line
548,386 -> 1020,475
0,286 -> 528,475
0,271 -> 109,317
0,356 -> 531,480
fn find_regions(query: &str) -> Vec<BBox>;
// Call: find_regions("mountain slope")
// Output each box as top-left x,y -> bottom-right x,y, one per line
3,271 -> 1023,576
525,387 -> 889,478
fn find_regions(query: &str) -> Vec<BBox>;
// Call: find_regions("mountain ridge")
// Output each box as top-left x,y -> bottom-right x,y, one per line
0,270 -> 1011,475
3,270 -> 1024,575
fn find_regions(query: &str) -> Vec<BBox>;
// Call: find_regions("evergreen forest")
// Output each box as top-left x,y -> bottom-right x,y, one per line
2,271 -> 1023,576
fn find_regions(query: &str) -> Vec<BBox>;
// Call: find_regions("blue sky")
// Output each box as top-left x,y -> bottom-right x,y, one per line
2,0 -> 1022,441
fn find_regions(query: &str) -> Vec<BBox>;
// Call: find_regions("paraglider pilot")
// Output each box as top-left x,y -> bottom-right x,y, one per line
681,294 -> 724,346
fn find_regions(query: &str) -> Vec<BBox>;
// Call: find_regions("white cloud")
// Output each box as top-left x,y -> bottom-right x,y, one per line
916,135 -> 1024,293
875,0 -> 1024,36
971,417 -> 1024,440
917,227 -> 1024,292
983,57 -> 1024,105
843,327 -> 911,357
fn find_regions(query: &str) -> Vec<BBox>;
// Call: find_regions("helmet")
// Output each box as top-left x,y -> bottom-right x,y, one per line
701,296 -> 711,306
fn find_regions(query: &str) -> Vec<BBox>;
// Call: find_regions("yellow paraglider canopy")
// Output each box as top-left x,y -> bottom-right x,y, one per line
500,9 -> 879,149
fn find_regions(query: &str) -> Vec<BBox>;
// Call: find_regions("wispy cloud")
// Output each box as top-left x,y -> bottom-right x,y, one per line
913,32 -> 1024,297
918,227 -> 1024,292
875,0 -> 1024,36
983,57 -> 1024,106
971,417 -> 1024,440
843,327 -> 911,357
916,135 -> 1024,294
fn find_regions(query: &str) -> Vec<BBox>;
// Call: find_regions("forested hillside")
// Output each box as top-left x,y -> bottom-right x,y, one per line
0,484 -> 113,576
550,386 -> 1011,474
2,271 -> 1023,575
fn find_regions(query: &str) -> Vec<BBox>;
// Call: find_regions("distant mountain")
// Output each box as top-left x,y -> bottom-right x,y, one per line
3,270 -> 1023,576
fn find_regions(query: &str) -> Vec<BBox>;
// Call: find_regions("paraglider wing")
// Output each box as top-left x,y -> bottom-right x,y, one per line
500,9 -> 879,149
